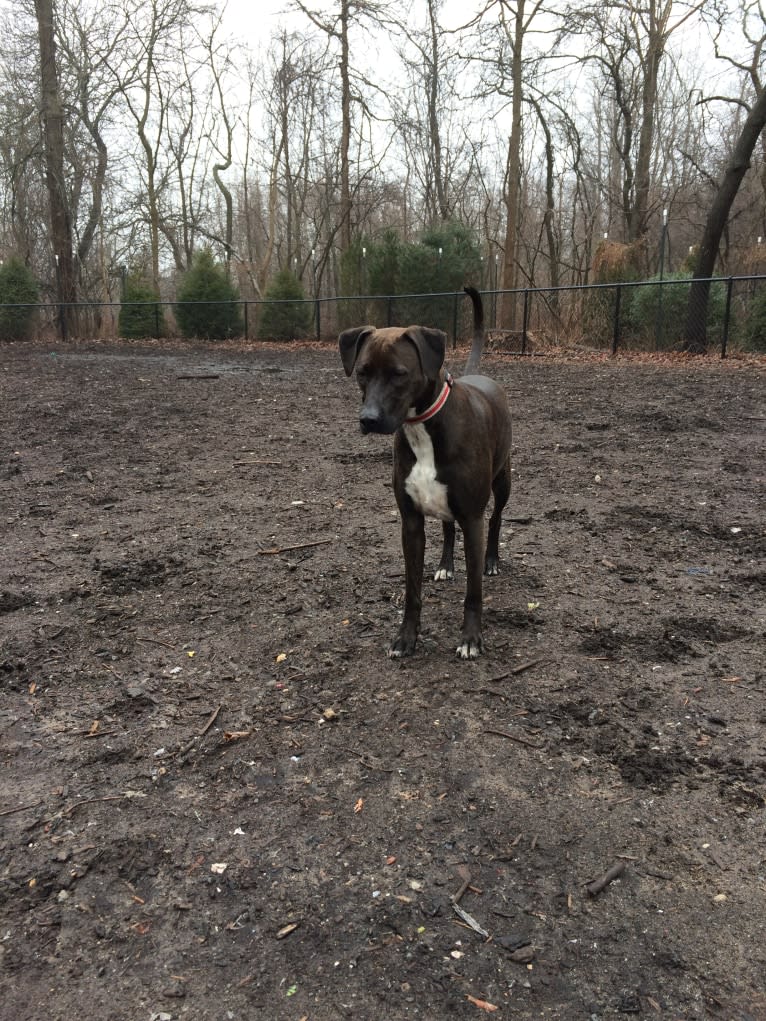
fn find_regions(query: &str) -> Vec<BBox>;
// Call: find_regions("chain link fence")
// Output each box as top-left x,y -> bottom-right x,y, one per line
3,276 -> 766,356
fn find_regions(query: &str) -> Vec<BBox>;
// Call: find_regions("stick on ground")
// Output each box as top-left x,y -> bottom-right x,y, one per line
586,860 -> 627,897
258,539 -> 332,556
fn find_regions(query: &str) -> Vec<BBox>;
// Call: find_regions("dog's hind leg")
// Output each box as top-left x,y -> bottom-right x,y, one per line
434,521 -> 455,581
484,457 -> 511,576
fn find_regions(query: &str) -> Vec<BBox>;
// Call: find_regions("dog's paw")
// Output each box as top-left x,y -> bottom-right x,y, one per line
388,632 -> 417,658
484,558 -> 500,576
433,567 -> 454,582
456,636 -> 483,660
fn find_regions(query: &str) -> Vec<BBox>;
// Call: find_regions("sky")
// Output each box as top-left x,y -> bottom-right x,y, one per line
221,0 -> 303,48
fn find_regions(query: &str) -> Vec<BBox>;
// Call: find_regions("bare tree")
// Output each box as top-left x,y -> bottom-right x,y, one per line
292,0 -> 391,258
203,12 -> 238,272
471,0 -> 551,325
34,0 -> 76,335
105,0 -> 201,290
55,1 -> 127,286
684,0 -> 766,352
392,0 -> 471,227
0,12 -> 47,267
565,0 -> 705,249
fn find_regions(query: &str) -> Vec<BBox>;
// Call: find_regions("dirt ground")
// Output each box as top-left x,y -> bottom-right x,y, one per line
1,339 -> 765,1021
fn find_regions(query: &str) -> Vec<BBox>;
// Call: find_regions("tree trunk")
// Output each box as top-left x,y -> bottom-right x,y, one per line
500,0 -> 524,329
628,0 -> 666,243
684,85 -> 766,353
34,0 -> 77,337
427,0 -> 448,222
339,0 -> 352,255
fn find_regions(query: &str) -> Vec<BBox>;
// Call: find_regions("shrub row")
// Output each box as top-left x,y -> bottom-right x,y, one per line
120,251 -> 312,341
1,247 -> 766,350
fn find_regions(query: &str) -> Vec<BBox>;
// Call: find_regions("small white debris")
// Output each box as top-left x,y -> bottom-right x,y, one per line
210,862 -> 228,875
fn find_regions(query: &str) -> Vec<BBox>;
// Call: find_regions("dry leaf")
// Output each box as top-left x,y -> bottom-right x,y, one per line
466,994 -> 499,1013
223,730 -> 251,742
275,922 -> 299,939
353,797 -> 364,814
89,720 -> 100,735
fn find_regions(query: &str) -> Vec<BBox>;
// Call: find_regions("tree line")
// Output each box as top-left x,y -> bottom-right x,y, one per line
1,0 -> 765,351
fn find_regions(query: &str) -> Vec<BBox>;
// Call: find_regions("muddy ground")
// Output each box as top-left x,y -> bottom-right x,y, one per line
1,340 -> 764,1021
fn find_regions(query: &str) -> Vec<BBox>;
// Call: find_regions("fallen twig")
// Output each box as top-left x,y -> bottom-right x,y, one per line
234,459 -> 283,467
510,657 -> 545,675
0,801 -> 43,818
64,795 -> 125,817
137,635 -> 177,649
177,373 -> 220,380
177,705 -> 223,761
451,865 -> 472,904
485,728 -> 544,749
199,704 -> 222,736
452,902 -> 490,938
258,538 -> 332,556
586,860 -> 627,897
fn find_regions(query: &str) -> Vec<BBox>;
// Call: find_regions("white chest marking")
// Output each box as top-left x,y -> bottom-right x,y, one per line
402,422 -> 453,521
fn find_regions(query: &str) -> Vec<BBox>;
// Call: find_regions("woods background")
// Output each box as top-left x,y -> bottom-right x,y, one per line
2,0 -> 766,349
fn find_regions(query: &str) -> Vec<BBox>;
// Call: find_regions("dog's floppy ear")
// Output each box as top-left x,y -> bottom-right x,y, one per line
339,325 -> 375,376
403,326 -> 446,381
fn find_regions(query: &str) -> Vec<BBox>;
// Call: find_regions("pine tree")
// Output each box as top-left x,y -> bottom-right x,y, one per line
118,275 -> 164,339
176,250 -> 243,340
0,257 -> 39,341
259,269 -> 313,340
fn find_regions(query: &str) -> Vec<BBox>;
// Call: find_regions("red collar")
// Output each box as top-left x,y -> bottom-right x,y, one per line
405,374 -> 453,425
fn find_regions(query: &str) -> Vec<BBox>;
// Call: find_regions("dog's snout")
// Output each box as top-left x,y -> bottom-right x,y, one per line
359,408 -> 384,434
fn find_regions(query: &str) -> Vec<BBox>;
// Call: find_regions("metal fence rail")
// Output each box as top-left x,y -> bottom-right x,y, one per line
3,275 -> 765,356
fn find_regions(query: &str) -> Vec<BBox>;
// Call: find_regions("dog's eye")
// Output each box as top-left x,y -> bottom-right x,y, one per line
391,366 -> 407,378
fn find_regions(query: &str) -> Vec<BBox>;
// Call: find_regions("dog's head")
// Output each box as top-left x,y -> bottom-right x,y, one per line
339,325 -> 446,434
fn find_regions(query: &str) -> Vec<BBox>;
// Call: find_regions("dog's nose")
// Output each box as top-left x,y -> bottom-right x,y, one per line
359,409 -> 384,434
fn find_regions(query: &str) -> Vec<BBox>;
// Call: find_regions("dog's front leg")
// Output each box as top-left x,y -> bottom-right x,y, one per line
389,509 -> 425,658
457,517 -> 485,659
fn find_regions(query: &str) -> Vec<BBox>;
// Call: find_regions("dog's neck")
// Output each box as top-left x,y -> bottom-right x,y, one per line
405,372 -> 453,424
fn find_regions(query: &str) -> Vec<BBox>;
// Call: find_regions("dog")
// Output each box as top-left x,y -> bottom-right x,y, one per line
339,287 -> 512,659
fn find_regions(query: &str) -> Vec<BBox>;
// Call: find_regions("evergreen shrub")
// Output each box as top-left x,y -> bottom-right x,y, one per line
176,250 -> 243,340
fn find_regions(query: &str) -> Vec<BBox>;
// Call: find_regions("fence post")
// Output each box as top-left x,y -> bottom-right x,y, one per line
387,295 -> 393,327
315,296 -> 321,342
721,277 -> 734,359
612,285 -> 622,355
522,288 -> 529,355
243,300 -> 248,340
452,291 -> 458,349
154,303 -> 160,339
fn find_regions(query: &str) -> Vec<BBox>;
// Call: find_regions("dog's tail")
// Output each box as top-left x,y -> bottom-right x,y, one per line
463,286 -> 485,375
